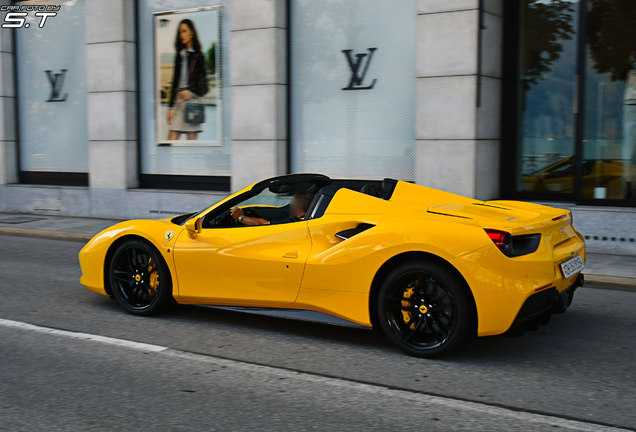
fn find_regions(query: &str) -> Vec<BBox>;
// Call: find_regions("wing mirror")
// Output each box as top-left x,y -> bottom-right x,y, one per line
539,172 -> 551,180
185,216 -> 202,238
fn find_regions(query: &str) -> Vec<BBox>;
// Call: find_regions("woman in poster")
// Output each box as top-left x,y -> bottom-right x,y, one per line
167,19 -> 208,140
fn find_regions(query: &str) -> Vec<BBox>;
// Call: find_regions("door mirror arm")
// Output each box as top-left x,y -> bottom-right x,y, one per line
185,217 -> 202,238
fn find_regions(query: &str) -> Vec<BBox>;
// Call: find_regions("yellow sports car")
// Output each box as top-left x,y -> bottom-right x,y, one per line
522,156 -> 636,199
79,174 -> 585,357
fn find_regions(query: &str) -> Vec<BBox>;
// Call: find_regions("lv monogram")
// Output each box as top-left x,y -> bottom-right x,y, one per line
45,69 -> 68,102
341,48 -> 377,90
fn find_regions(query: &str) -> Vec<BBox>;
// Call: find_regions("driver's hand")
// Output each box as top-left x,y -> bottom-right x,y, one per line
230,207 -> 243,220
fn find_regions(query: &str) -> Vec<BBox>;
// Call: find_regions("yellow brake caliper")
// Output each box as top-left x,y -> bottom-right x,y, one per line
148,258 -> 159,295
401,287 -> 415,329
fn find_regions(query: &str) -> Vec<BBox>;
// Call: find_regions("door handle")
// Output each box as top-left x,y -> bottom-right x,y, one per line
282,251 -> 300,259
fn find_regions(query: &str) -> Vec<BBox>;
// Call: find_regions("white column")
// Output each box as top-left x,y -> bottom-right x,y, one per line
415,0 -> 502,200
86,0 -> 137,189
0,27 -> 17,185
230,0 -> 287,192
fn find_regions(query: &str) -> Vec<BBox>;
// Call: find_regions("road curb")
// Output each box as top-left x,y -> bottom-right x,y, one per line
0,227 -> 92,243
583,274 -> 636,292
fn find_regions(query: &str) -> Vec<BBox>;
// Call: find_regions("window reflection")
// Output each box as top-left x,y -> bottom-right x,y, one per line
516,0 -> 578,194
584,0 -> 636,200
522,155 -> 634,198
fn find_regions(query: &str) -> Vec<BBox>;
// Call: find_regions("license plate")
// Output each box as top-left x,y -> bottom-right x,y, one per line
560,255 -> 584,279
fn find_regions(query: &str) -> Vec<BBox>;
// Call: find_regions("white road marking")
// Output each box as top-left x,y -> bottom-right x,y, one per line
0,318 -> 167,352
0,317 -> 631,432
166,350 -> 631,432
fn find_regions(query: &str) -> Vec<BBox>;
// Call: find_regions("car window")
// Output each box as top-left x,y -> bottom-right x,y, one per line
202,182 -> 320,229
240,189 -> 293,208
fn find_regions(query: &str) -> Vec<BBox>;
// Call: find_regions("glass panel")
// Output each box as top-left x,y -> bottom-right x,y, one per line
289,0 -> 416,181
204,182 -> 320,228
15,0 -> 88,173
241,189 -> 294,208
138,0 -> 231,176
517,0 -> 579,194
582,0 -> 636,200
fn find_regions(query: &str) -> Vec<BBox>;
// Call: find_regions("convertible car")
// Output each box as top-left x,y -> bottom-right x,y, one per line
522,156 -> 636,199
79,174 -> 585,357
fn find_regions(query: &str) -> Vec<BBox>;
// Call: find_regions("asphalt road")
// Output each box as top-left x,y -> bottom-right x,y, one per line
0,235 -> 634,431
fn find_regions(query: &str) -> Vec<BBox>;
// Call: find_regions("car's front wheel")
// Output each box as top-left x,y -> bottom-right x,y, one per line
377,261 -> 474,358
108,239 -> 173,316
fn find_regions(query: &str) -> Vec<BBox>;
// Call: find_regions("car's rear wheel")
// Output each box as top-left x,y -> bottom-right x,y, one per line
109,239 -> 173,316
377,261 -> 473,358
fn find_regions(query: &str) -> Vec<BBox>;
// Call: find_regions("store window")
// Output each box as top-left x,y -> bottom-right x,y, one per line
15,0 -> 88,185
582,0 -> 636,201
515,0 -> 579,196
137,0 -> 230,190
505,0 -> 636,204
289,0 -> 416,181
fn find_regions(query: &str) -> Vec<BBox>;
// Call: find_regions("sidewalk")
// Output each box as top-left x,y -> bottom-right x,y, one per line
1,212 -> 634,291
0,213 -> 121,242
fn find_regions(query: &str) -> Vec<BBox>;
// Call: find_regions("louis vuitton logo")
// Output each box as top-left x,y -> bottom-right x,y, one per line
45,69 -> 68,102
341,48 -> 377,90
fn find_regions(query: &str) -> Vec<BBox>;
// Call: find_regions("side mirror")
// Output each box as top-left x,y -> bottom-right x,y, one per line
185,217 -> 202,238
539,172 -> 551,180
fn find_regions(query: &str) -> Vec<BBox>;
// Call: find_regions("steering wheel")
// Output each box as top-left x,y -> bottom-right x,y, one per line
207,207 -> 265,227
230,208 -> 261,226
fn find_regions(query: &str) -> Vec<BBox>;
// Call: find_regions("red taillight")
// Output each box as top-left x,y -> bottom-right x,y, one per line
535,283 -> 553,292
552,214 -> 568,221
485,229 -> 512,256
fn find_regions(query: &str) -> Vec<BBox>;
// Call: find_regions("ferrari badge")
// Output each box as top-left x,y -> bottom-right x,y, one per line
164,231 -> 175,242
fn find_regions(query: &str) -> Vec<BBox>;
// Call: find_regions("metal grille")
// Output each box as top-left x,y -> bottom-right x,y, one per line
290,0 -> 416,181
15,0 -> 88,173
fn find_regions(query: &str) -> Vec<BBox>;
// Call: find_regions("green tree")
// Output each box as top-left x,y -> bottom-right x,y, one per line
522,0 -> 575,90
207,42 -> 216,75
587,0 -> 636,81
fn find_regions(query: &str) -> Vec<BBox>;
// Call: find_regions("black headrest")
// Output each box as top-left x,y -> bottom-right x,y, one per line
360,184 -> 381,198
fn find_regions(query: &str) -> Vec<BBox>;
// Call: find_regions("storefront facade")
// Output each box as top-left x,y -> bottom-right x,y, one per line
503,0 -> 636,203
0,0 -> 634,254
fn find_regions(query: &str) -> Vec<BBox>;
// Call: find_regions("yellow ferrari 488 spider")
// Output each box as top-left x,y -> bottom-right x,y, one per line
79,174 -> 585,357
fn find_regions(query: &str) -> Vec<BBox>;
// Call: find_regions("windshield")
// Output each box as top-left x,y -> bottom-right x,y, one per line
173,206 -> 211,226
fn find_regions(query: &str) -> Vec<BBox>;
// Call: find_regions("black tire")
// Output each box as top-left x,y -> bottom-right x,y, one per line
377,261 -> 474,358
108,239 -> 173,316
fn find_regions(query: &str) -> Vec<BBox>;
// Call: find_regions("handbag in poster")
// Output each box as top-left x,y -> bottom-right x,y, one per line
184,97 -> 205,124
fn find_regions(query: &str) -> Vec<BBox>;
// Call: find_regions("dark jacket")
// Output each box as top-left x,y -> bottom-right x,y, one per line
169,51 -> 208,108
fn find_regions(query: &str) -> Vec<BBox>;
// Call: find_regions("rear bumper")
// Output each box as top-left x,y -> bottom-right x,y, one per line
506,273 -> 583,335
453,241 -> 586,336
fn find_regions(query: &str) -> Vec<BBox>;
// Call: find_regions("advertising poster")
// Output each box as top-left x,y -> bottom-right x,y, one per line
154,7 -> 221,146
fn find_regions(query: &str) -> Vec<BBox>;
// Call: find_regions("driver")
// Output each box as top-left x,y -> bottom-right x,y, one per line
230,191 -> 315,226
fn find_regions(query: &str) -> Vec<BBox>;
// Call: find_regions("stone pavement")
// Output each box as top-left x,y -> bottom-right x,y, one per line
0,212 -> 634,291
0,213 -> 121,242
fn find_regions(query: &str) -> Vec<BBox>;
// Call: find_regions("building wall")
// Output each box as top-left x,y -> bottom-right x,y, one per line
0,26 -> 17,186
230,0 -> 288,192
416,0 -> 502,200
0,0 -> 635,255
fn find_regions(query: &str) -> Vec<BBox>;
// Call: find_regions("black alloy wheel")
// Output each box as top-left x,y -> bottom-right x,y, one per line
377,261 -> 473,358
109,239 -> 173,316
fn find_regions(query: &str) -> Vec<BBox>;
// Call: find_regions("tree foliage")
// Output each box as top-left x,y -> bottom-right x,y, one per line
523,0 -> 575,90
207,42 -> 216,75
586,0 -> 636,81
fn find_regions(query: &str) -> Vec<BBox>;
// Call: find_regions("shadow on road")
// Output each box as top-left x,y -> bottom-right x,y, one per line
89,289 -> 634,367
